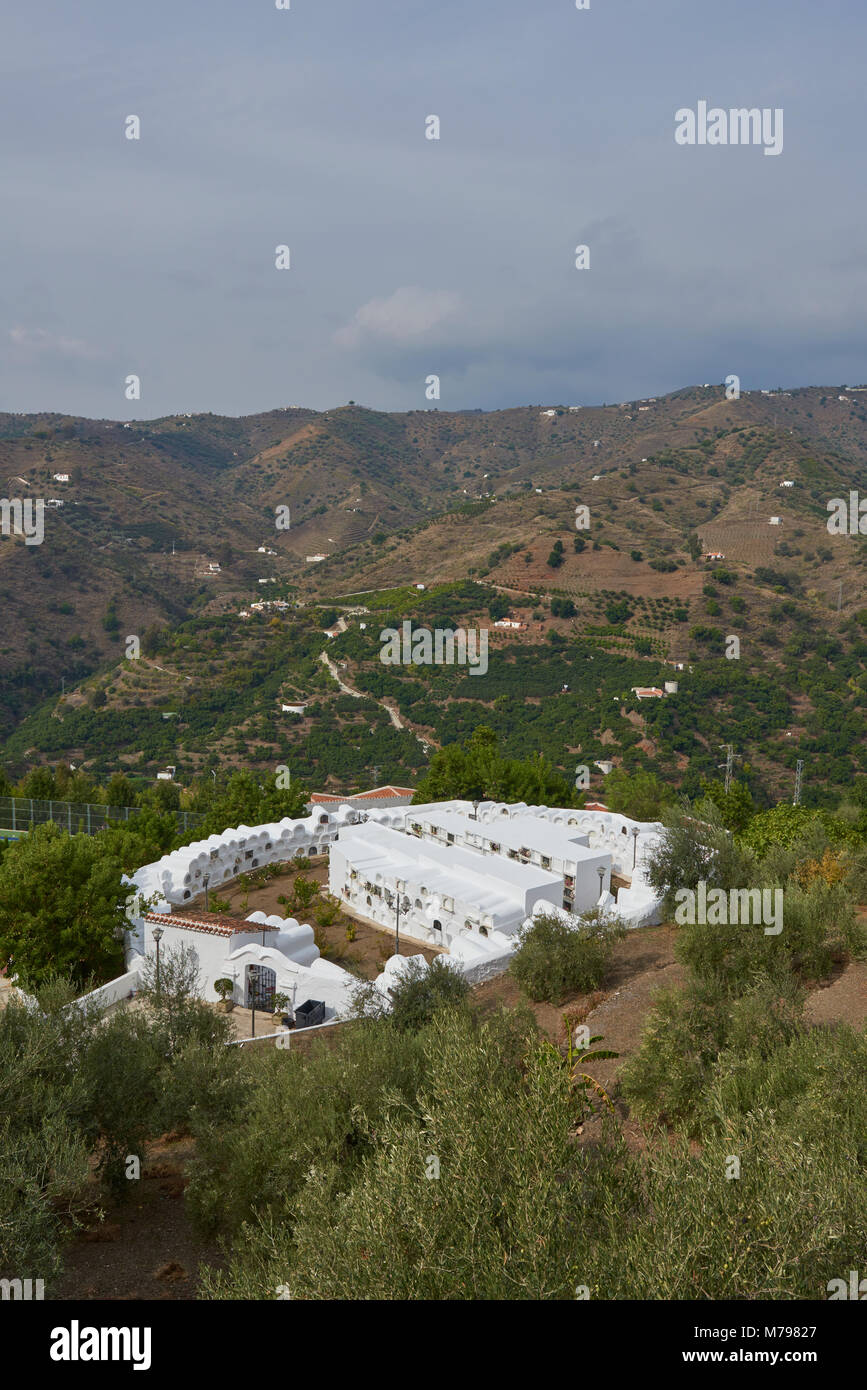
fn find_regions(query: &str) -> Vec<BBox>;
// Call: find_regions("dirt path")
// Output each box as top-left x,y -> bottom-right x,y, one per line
804,958 -> 867,1030
319,650 -> 433,749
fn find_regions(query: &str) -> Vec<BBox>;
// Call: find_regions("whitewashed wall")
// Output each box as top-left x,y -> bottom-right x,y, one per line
119,800 -> 666,1007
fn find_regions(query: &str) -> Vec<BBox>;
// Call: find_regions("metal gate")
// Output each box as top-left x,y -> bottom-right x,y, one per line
246,964 -> 276,1010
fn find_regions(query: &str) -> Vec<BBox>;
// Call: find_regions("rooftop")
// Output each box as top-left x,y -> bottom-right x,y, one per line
311,785 -> 416,804
145,911 -> 274,939
408,809 -> 594,860
335,822 -> 561,927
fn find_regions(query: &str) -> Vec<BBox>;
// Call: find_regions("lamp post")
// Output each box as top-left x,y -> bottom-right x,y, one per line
203,872 -> 210,912
249,965 -> 259,1038
597,866 -> 606,902
632,827 -> 639,870
471,799 -> 480,821
151,925 -> 164,1001
385,879 -> 411,957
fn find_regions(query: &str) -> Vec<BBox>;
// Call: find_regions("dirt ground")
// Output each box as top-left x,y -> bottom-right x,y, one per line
474,922 -> 683,1082
52,1134 -> 224,1302
207,856 -> 444,980
804,958 -> 867,1029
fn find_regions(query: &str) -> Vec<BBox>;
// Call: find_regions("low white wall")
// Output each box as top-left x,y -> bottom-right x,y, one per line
75,967 -> 142,1011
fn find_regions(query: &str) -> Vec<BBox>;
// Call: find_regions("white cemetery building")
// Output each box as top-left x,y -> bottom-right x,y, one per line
402,808 -> 611,915
87,797 -> 668,1020
329,821 -> 571,950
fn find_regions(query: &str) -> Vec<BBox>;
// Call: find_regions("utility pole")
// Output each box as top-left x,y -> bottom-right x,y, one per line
718,743 -> 734,795
793,760 -> 804,807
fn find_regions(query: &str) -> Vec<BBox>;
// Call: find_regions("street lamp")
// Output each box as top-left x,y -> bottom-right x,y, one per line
385,879 -> 411,957
248,965 -> 259,1038
471,799 -> 480,821
203,872 -> 210,912
632,827 -> 640,870
151,925 -> 164,1001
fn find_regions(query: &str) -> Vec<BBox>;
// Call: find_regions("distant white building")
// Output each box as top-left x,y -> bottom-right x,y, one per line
779,480 -> 795,488
769,516 -> 782,526
52,473 -> 70,483
306,554 -> 328,563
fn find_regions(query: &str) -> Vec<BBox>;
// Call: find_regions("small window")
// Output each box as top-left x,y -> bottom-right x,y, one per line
479,925 -> 488,937
432,919 -> 442,932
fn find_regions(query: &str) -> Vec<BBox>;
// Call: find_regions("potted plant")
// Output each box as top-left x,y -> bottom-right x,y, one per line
214,978 -> 235,1012
272,991 -> 291,1022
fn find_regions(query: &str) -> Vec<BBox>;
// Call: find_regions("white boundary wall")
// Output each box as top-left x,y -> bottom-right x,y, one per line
117,800 -> 664,997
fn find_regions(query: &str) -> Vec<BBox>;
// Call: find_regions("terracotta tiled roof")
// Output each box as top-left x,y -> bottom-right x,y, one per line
310,785 -> 415,804
145,911 -> 269,938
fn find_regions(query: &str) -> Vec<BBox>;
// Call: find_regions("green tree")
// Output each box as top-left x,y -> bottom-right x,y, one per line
413,727 -> 577,807
699,778 -> 755,833
603,767 -> 673,822
510,909 -> 625,1003
106,772 -> 135,808
0,823 -> 128,990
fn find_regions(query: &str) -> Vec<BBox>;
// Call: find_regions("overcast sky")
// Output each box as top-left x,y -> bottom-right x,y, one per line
1,0 -> 865,418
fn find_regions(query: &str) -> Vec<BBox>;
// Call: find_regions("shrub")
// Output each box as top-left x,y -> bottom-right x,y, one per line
352,955 -> 470,1032
510,910 -> 625,1004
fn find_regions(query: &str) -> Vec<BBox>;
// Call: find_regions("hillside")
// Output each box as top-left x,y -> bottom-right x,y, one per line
3,383 -> 867,808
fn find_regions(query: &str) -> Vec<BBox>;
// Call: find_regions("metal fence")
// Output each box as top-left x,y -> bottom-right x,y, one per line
0,796 -> 202,837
